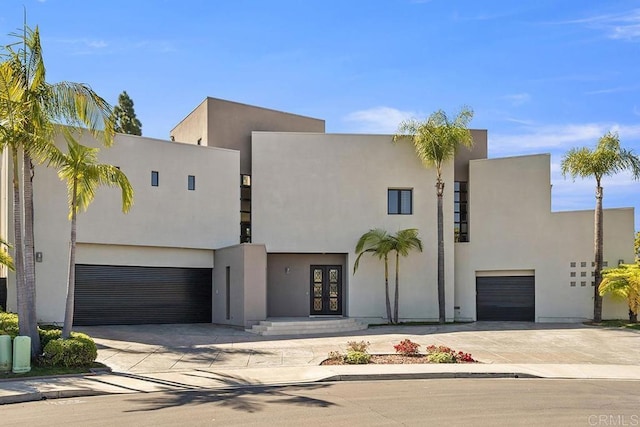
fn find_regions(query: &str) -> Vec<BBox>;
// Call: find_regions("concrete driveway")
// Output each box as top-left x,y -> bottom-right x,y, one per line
77,322 -> 640,375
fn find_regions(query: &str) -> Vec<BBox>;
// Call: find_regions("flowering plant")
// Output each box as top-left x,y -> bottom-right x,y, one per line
393,339 -> 421,356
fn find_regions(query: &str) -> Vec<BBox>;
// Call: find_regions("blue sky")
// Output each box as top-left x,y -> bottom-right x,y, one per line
3,0 -> 640,232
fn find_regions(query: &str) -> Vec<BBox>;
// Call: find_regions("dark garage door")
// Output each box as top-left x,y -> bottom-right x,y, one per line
476,276 -> 535,321
74,264 -> 212,325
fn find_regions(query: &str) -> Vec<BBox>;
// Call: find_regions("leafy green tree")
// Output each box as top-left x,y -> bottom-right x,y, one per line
0,25 -> 114,355
0,237 -> 14,271
49,136 -> 133,338
354,229 -> 394,323
599,263 -> 640,323
394,107 -> 474,323
390,229 -> 423,324
113,91 -> 142,135
561,132 -> 640,322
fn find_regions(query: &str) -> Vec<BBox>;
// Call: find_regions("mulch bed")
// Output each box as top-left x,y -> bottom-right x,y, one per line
321,354 -> 437,365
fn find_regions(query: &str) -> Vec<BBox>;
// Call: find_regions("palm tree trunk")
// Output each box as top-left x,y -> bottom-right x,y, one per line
629,309 -> 637,323
62,181 -> 78,339
393,251 -> 399,324
22,151 -> 40,355
11,149 -> 27,335
384,254 -> 392,324
593,184 -> 603,322
436,179 -> 446,324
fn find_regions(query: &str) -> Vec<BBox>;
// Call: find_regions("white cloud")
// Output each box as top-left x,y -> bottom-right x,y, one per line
559,9 -> 640,41
490,122 -> 640,156
343,106 -> 420,134
502,93 -> 530,106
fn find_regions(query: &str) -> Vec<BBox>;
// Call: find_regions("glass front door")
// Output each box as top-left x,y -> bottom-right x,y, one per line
310,265 -> 342,315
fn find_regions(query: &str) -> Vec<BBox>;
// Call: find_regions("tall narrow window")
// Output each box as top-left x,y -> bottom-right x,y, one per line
454,181 -> 468,242
225,266 -> 231,320
388,189 -> 412,215
151,171 -> 159,187
188,175 -> 196,191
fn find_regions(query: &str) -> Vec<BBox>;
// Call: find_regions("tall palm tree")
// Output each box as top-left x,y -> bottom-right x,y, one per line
390,229 -> 423,324
48,136 -> 133,338
599,263 -> 640,323
354,229 -> 394,323
0,25 -> 114,354
393,107 -> 474,323
561,132 -> 640,322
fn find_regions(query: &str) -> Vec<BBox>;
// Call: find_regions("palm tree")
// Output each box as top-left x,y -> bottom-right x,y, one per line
561,132 -> 640,322
599,263 -> 640,323
354,229 -> 394,323
48,136 -> 133,338
393,107 -> 474,323
0,25 -> 114,354
390,229 -> 423,324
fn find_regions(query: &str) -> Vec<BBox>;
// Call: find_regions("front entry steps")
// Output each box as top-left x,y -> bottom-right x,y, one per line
246,317 -> 368,336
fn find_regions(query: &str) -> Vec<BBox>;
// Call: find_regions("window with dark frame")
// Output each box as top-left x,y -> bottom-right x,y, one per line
151,171 -> 159,187
388,189 -> 412,215
188,175 -> 195,191
454,181 -> 469,242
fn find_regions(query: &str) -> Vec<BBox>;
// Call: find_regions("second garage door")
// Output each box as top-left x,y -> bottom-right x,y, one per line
476,276 -> 535,321
74,264 -> 212,325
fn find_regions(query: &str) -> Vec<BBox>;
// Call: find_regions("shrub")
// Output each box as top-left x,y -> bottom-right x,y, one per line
345,351 -> 371,364
346,340 -> 369,353
425,344 -> 476,363
327,350 -> 344,362
39,327 -> 63,349
41,333 -> 97,367
0,311 -> 19,337
394,339 -> 420,356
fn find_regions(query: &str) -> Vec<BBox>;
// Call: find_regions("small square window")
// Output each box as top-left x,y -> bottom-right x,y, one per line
581,281 -> 586,287
591,271 -> 595,276
603,261 -> 608,267
570,262 -> 576,268
581,271 -> 587,277
592,262 -> 595,267
188,175 -> 196,191
581,262 -> 587,268
241,174 -> 251,187
570,272 -> 576,277
592,282 -> 595,286
388,189 -> 412,215
570,281 -> 576,287
151,171 -> 159,187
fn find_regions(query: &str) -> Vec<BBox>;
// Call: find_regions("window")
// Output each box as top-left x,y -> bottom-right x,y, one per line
454,181 -> 468,242
151,171 -> 159,187
388,189 -> 412,215
188,175 -> 196,191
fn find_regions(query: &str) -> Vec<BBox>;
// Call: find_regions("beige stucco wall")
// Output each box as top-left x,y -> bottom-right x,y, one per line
267,253 -> 347,317
454,154 -> 633,322
171,98 -> 325,175
213,244 -> 267,328
252,132 -> 456,322
5,131 -> 239,323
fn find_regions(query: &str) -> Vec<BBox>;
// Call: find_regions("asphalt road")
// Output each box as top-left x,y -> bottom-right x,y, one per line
2,379 -> 640,426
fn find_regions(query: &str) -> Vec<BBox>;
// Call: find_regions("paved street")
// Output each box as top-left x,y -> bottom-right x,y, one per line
3,379 -> 640,426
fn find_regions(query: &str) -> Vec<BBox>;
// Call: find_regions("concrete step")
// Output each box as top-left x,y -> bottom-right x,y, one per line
245,318 -> 368,336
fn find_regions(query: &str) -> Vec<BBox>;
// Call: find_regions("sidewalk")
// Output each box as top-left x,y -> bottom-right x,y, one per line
2,322 -> 639,404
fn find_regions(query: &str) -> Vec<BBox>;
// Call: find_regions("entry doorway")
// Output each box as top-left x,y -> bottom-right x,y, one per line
310,265 -> 343,315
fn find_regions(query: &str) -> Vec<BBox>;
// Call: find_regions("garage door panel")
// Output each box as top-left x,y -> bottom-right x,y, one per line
476,276 -> 535,321
74,264 -> 212,325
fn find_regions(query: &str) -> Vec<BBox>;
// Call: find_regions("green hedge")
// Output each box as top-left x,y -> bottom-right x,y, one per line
41,333 -> 98,367
0,311 -> 19,337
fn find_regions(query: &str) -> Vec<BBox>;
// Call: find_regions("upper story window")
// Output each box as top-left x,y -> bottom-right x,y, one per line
454,181 -> 468,242
388,189 -> 412,215
188,175 -> 196,191
151,171 -> 159,187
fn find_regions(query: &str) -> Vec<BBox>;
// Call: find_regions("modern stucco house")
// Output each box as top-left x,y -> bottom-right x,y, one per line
0,97 -> 635,328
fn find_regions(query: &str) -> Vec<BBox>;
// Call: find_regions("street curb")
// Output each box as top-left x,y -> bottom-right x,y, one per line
319,372 -> 541,382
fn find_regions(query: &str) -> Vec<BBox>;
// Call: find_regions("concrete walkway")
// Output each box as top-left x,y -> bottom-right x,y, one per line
1,322 -> 639,404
